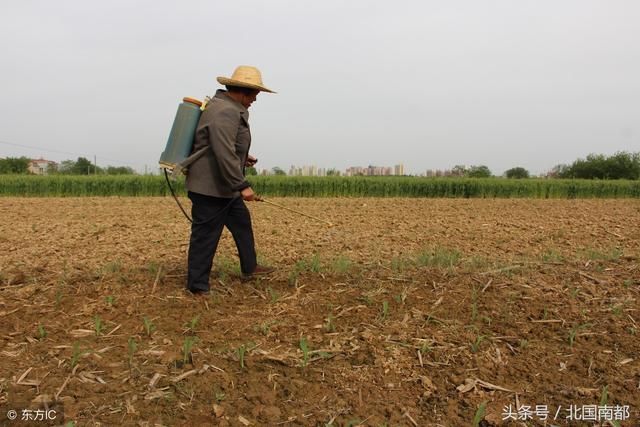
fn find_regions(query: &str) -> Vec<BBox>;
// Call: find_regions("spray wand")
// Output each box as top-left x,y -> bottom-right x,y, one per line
255,196 -> 334,227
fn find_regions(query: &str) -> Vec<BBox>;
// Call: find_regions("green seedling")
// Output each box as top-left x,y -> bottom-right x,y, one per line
288,270 -> 299,286
583,247 -> 623,262
324,314 -> 335,332
70,342 -> 83,369
309,253 -> 322,273
215,391 -> 226,402
391,256 -> 409,273
331,255 -> 351,274
267,287 -> 280,303
37,324 -> 47,340
94,315 -> 104,337
237,344 -> 247,370
433,247 -> 461,268
359,294 -> 373,306
599,385 -> 609,406
105,295 -> 115,306
599,386 -> 622,427
255,321 -> 274,336
293,259 -> 307,272
417,247 -> 461,268
464,256 -> 490,272
127,337 -> 137,369
182,336 -> 198,365
472,401 -> 487,427
185,315 -> 200,333
470,335 -> 486,353
518,339 -> 529,349
610,305 -> 623,316
103,260 -> 122,274
420,342 -> 432,354
218,270 -> 229,282
55,289 -> 63,308
143,317 -> 156,337
568,323 -> 591,347
416,250 -> 432,267
394,287 -> 408,305
542,249 -> 563,263
380,300 -> 390,321
299,337 -> 310,367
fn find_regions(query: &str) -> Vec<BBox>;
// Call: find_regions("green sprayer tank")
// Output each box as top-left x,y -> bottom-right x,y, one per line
159,97 -> 204,171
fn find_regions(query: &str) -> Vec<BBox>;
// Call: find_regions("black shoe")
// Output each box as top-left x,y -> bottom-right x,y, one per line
241,265 -> 275,282
189,289 -> 210,297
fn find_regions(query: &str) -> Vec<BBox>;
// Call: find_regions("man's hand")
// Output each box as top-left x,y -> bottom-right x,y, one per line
241,187 -> 256,201
245,155 -> 258,167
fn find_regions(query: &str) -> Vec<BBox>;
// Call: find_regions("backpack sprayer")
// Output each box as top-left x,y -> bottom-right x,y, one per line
158,97 -> 210,222
159,97 -> 209,176
159,97 -> 333,227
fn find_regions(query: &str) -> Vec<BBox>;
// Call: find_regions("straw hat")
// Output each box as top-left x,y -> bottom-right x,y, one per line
217,65 -> 275,93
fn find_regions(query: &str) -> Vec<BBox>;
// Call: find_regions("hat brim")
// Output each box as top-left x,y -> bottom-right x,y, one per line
217,77 -> 276,93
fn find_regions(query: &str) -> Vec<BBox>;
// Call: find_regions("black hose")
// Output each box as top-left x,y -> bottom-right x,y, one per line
163,168 -> 237,225
164,169 -> 193,222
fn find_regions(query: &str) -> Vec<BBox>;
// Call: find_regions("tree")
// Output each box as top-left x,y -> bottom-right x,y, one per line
556,151 -> 640,180
607,151 -> 640,180
451,165 -> 468,177
105,166 -> 135,175
548,164 -> 569,178
55,157 -> 104,174
0,157 -> 30,174
72,157 -> 93,175
326,168 -> 341,176
467,165 -> 492,178
505,167 -> 530,179
57,160 -> 76,174
245,166 -> 257,176
271,167 -> 286,176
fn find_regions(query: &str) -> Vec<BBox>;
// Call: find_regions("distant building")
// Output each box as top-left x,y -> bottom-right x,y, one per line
28,158 -> 57,175
288,165 -> 326,176
345,165 -> 397,176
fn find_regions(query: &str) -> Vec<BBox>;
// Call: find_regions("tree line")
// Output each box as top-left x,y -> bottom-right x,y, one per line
2,151 -> 638,179
452,151 -> 638,179
0,157 -> 136,175
550,151 -> 639,180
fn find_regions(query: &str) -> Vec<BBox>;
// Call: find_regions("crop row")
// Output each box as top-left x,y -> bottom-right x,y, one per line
0,175 -> 639,198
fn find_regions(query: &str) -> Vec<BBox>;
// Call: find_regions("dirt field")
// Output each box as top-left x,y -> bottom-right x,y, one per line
1,197 -> 639,426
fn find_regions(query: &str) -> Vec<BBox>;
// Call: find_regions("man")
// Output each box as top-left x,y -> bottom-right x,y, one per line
185,65 -> 275,295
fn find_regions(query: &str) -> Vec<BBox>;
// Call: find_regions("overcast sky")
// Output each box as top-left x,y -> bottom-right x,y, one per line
1,0 -> 639,175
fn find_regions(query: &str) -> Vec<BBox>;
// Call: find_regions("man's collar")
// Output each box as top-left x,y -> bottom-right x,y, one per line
214,89 -> 248,113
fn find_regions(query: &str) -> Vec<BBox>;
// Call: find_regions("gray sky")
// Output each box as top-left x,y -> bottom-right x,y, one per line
1,0 -> 639,176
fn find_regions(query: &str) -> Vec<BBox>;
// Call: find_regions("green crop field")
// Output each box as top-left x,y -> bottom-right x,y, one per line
0,175 -> 639,198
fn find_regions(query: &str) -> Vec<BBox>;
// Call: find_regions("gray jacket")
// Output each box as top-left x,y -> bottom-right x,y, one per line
185,90 -> 251,198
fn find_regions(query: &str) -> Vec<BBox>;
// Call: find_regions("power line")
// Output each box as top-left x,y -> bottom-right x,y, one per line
0,139 -> 138,166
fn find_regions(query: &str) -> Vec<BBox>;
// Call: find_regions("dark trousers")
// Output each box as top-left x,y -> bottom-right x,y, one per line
187,191 -> 257,292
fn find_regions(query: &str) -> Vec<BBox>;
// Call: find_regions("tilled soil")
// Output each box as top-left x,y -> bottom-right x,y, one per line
0,197 -> 639,426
